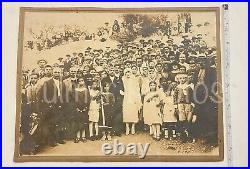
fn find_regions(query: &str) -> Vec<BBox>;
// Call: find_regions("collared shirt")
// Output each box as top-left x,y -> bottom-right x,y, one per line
188,83 -> 195,90
110,76 -> 115,83
197,69 -> 206,84
53,78 -> 60,97
115,73 -> 120,78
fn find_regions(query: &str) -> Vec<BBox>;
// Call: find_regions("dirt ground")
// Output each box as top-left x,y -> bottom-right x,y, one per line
34,133 -> 218,157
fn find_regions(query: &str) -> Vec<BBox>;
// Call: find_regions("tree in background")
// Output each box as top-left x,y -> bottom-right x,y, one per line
110,14 -> 170,43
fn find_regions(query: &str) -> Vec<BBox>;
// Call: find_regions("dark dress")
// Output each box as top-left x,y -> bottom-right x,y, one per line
99,92 -> 115,128
74,88 -> 90,125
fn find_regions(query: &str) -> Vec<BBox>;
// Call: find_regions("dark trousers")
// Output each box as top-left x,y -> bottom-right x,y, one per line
40,104 -> 65,145
112,102 -> 123,134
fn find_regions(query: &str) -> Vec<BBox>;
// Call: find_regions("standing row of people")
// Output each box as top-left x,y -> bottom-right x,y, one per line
20,35 -> 218,155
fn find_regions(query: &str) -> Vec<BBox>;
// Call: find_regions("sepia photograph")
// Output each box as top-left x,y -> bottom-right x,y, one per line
14,7 -> 224,162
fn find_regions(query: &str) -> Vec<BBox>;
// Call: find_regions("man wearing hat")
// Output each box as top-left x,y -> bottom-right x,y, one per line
37,59 -> 47,70
181,33 -> 192,47
124,60 -> 132,69
163,46 -> 171,58
170,44 -> 180,57
148,39 -> 154,45
138,48 -> 145,56
197,33 -> 207,48
64,54 -> 72,73
186,59 -> 198,82
169,62 -> 180,82
159,67 -> 172,90
116,43 -> 122,50
71,56 -> 78,67
33,59 -> 47,78
77,53 -> 84,66
86,47 -> 92,51
139,39 -> 145,44
146,47 -> 153,55
159,42 -> 165,49
199,45 -> 208,57
191,36 -> 198,45
141,54 -> 149,67
143,41 -> 148,48
58,57 -> 64,67
127,50 -> 135,60
166,38 -> 174,46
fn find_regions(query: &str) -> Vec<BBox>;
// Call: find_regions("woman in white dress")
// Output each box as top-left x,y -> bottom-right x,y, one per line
122,68 -> 142,135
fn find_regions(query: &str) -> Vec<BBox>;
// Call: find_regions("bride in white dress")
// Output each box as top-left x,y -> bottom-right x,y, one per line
121,68 -> 142,135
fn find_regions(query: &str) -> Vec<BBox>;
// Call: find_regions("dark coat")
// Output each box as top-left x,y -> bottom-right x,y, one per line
39,78 -> 67,105
64,60 -> 72,73
38,78 -> 67,125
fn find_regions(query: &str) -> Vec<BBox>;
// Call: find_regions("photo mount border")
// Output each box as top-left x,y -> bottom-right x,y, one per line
14,6 -> 224,162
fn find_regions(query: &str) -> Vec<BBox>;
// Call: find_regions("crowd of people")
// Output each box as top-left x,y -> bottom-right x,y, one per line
20,31 -> 219,155
25,13 -> 194,52
25,27 -> 89,51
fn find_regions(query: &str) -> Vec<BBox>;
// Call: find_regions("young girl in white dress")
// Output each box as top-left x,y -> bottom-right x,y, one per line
162,82 -> 178,140
88,80 -> 101,140
143,81 -> 164,140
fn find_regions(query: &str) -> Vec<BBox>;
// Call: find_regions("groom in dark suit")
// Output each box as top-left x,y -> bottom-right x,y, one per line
38,67 -> 67,146
107,66 -> 124,136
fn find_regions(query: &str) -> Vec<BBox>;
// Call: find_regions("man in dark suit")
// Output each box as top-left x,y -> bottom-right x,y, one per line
194,58 -> 218,144
63,66 -> 78,139
39,67 -> 67,146
107,67 -> 124,136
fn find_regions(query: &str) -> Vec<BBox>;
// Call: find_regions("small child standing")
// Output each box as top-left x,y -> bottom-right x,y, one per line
88,80 -> 101,141
143,81 -> 164,141
73,77 -> 90,143
173,72 -> 195,142
162,82 -> 178,140
100,82 -> 115,141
